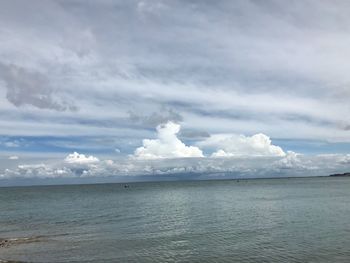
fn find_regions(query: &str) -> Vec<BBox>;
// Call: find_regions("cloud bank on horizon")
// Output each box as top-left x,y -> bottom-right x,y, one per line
1,121 -> 350,181
2,148 -> 350,181
0,0 -> 350,182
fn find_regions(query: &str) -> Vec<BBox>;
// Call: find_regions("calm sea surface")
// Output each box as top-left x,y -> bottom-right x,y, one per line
1,177 -> 350,262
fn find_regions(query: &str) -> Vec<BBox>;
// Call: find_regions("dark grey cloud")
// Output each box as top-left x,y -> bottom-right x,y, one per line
0,0 -> 349,159
128,107 -> 183,127
342,125 -> 350,131
0,63 -> 77,111
178,130 -> 210,139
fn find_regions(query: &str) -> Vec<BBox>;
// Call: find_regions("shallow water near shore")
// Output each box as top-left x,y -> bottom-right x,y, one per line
1,176 -> 350,262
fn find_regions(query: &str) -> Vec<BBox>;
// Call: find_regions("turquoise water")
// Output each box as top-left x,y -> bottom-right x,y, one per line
1,177 -> 350,262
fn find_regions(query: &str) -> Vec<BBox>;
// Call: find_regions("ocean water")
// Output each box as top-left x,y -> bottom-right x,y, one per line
1,177 -> 350,262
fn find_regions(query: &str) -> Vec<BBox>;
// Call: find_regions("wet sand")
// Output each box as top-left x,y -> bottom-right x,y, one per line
0,260 -> 26,263
0,237 -> 42,249
0,237 -> 42,263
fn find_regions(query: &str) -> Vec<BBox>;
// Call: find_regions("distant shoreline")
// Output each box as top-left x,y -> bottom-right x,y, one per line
0,174 -> 343,189
1,174 -> 349,189
329,172 -> 350,177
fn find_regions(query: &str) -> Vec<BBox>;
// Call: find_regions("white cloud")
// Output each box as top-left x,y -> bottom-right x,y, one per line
273,151 -> 308,170
64,152 -> 99,164
199,133 -> 286,157
337,154 -> 350,164
4,141 -> 20,148
12,163 -> 67,179
8,155 -> 19,160
134,121 -> 204,159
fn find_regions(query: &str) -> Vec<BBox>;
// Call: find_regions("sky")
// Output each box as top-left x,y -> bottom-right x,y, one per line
0,0 -> 350,185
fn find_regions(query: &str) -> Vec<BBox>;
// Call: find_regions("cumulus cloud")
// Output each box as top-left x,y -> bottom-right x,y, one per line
337,154 -> 350,164
134,121 -> 204,159
199,133 -> 286,157
272,151 -> 308,170
64,152 -> 99,164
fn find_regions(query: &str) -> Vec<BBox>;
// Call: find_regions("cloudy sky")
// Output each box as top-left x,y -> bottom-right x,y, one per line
1,0 -> 350,185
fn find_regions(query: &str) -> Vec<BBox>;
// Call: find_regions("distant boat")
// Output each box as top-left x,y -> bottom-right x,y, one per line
123,184 -> 130,188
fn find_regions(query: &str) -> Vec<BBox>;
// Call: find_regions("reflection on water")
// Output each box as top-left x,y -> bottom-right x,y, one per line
1,177 -> 350,262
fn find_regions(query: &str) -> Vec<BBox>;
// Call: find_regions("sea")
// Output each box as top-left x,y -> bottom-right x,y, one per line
1,176 -> 350,262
